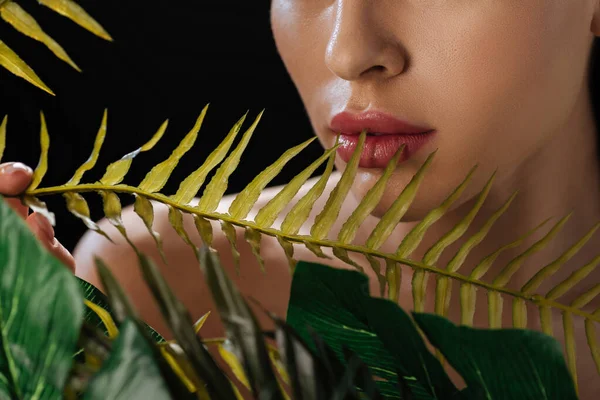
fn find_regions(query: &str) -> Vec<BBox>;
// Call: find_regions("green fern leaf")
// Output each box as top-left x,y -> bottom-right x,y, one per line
0,39 -> 53,95
38,0 -> 112,41
197,110 -> 263,212
0,2 -> 80,71
67,110 -> 107,186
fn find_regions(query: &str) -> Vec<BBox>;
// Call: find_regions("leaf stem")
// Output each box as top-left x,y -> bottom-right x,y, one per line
24,184 -> 600,324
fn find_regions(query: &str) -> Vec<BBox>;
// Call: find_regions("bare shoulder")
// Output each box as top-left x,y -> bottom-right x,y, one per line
72,171 -> 342,337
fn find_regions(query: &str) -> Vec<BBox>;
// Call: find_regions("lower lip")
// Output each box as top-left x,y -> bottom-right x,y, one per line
335,131 -> 436,168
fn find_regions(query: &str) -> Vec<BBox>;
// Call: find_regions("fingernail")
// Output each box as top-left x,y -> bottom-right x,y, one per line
0,162 -> 33,176
35,213 -> 55,243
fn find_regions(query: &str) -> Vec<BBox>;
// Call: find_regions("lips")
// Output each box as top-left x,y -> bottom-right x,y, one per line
329,111 -> 436,168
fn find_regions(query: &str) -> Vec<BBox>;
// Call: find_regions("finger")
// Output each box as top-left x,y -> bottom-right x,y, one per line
0,162 -> 33,195
5,198 -> 29,219
0,162 -> 33,218
27,213 -> 76,273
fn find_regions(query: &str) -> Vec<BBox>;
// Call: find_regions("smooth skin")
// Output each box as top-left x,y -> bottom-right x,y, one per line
3,0 -> 600,395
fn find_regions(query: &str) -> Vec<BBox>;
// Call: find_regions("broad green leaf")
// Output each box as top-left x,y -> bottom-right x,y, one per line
100,119 -> 169,186
366,150 -> 437,250
311,131 -> 366,240
0,115 -> 6,162
229,137 -> 316,219
337,144 -> 405,244
138,253 -> 238,400
0,40 -> 53,95
83,320 -> 172,400
66,110 -> 107,185
199,246 -> 284,400
0,196 -> 84,398
39,0 -> 113,41
413,313 -> 578,400
255,147 -> 338,228
173,113 -> 247,205
197,111 -> 264,212
280,148 -> 337,235
0,2 -> 80,71
64,192 -> 113,242
138,106 -> 208,193
29,112 -> 50,191
133,194 -> 166,263
286,261 -> 446,398
167,205 -> 199,260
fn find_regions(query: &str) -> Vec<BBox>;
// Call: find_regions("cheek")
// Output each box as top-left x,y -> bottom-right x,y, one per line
426,2 -> 591,167
271,2 -> 332,134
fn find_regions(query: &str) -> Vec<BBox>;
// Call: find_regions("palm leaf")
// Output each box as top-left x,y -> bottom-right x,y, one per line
0,0 -> 110,93
0,196 -> 84,398
82,320 -> 172,400
3,106 -> 597,391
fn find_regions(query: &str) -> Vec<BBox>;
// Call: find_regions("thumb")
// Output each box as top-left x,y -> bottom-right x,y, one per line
0,162 -> 33,195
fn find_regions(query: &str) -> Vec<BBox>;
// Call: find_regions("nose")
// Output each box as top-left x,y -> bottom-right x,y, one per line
325,2 -> 407,82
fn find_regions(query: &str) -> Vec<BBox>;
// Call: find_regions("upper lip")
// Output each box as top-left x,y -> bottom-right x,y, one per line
329,111 -> 434,135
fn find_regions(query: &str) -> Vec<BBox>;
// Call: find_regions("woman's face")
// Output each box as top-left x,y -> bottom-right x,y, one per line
270,0 -> 599,220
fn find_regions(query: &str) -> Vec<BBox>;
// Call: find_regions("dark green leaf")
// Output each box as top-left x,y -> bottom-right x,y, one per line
364,298 -> 455,398
83,320 -> 171,400
199,245 -> 284,400
271,314 -> 325,400
287,261 -> 453,398
412,313 -> 579,400
77,276 -> 165,343
137,252 -> 238,400
0,196 -> 84,398
340,347 -> 383,400
95,258 -> 195,399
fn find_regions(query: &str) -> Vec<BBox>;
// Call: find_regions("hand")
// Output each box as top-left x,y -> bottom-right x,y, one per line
0,162 -> 76,272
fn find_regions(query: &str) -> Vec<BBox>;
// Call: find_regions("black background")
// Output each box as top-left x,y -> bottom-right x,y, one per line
0,1 -> 321,251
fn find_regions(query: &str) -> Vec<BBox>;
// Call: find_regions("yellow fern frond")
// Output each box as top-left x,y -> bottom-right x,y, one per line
0,0 -> 110,93
11,106 -> 600,390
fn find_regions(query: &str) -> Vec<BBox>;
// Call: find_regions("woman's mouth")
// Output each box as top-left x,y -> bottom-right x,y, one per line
329,111 -> 436,168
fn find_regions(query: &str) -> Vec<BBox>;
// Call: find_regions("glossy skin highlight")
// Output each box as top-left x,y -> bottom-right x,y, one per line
271,0 -> 600,219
